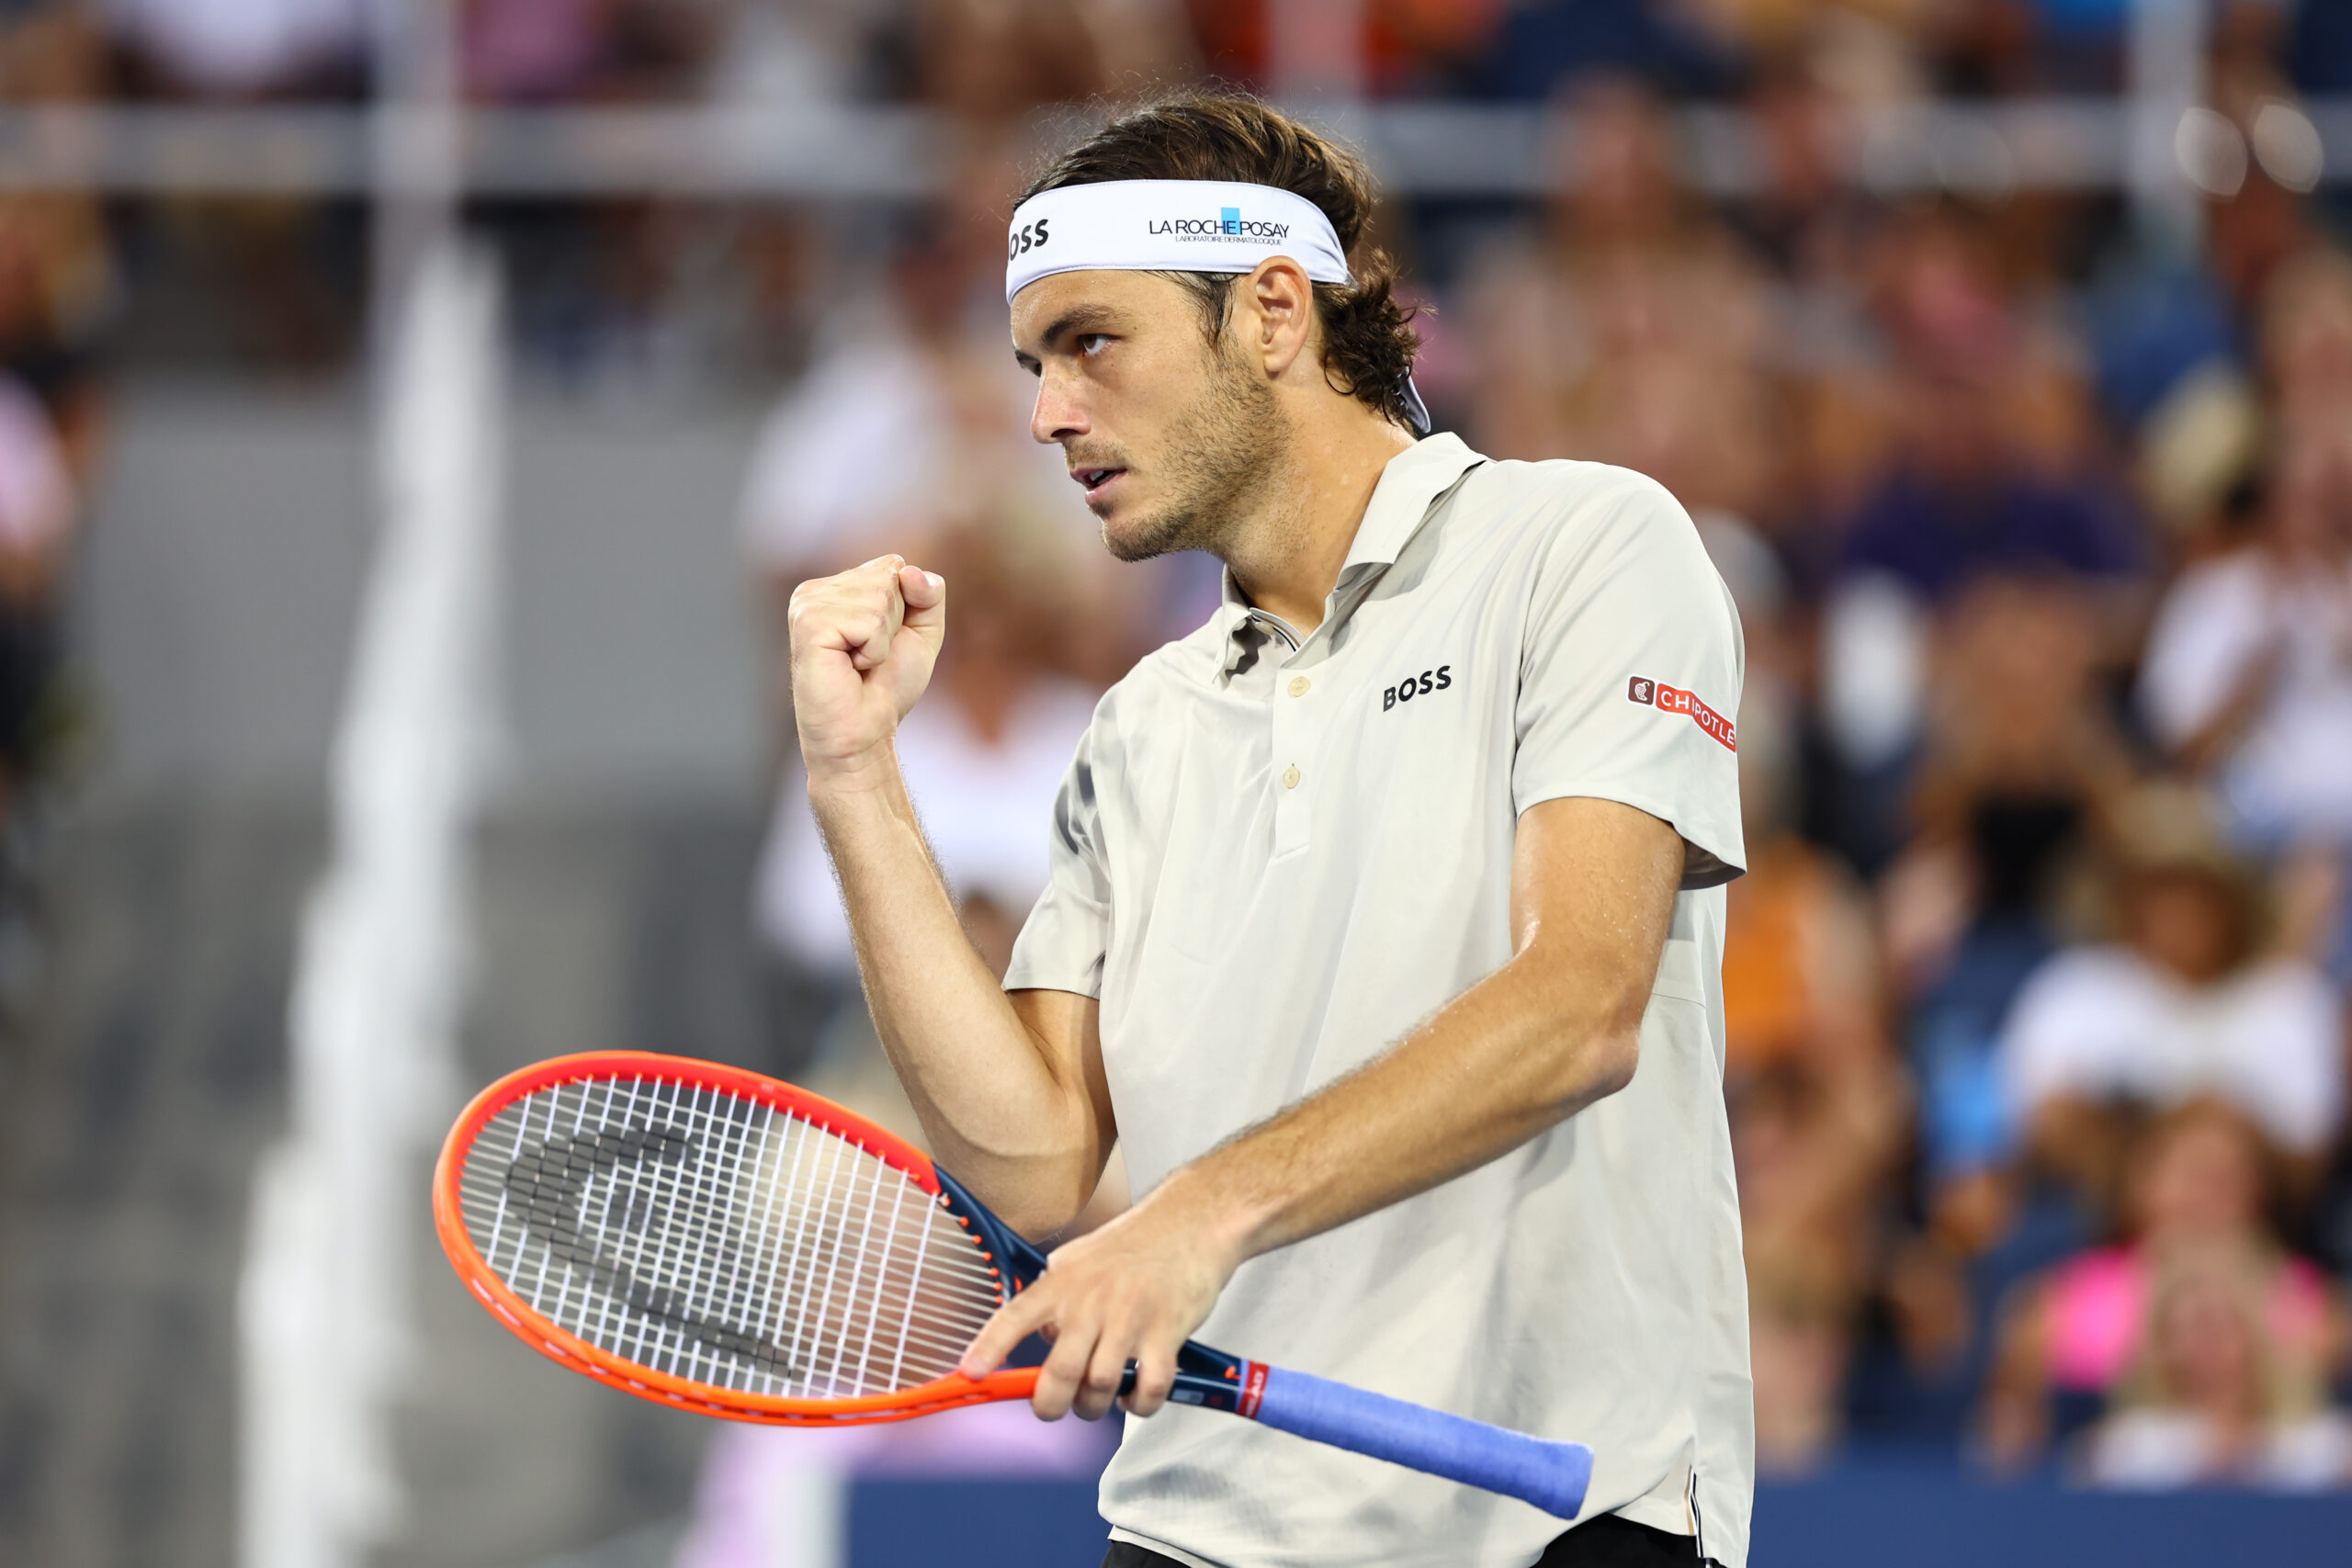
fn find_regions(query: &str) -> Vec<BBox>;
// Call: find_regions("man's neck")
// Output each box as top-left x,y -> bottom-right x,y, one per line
1221,408 -> 1417,635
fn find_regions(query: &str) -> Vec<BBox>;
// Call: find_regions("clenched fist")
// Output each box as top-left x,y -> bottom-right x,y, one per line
787,555 -> 945,789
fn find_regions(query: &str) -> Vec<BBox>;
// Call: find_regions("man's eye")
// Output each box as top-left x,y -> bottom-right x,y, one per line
1076,333 -> 1110,356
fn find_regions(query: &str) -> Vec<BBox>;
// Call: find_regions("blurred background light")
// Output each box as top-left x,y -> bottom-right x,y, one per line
2253,97 -> 2327,190
2175,104 -> 2249,196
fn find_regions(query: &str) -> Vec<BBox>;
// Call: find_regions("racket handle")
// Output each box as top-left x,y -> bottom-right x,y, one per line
1246,1365 -> 1593,1520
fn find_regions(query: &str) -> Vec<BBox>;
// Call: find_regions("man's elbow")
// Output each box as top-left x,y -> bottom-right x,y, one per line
1532,988 -> 1646,1112
1570,1026 -> 1641,1108
996,1192 -> 1090,1242
972,1156 -> 1104,1242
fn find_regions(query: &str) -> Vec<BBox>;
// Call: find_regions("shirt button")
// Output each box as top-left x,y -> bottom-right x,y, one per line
1282,764 -> 1301,790
1288,675 -> 1310,697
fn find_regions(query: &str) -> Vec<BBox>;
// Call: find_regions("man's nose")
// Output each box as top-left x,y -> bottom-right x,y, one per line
1031,368 -> 1088,446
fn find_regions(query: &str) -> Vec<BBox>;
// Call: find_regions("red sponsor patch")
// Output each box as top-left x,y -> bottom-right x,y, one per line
1627,674 -> 1736,751
1238,1360 -> 1269,1419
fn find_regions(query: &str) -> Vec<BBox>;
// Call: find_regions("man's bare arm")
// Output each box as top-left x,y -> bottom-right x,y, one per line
961,794 -> 1687,1420
789,556 -> 1114,1235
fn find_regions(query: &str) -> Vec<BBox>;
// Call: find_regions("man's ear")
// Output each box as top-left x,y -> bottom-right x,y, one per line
1242,256 -> 1316,380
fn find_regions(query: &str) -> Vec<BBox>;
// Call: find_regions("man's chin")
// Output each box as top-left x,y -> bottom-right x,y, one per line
1097,503 -> 1157,562
1098,491 -> 1220,563
1101,511 -> 1182,563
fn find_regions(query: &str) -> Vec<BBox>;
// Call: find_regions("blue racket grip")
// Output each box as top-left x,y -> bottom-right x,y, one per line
1249,1365 -> 1593,1519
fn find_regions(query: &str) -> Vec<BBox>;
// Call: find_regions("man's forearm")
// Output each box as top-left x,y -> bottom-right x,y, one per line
1140,798 -> 1683,1275
810,762 -> 1104,1228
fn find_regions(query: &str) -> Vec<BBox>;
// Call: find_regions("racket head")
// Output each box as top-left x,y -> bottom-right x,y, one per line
431,1051 -> 1039,1425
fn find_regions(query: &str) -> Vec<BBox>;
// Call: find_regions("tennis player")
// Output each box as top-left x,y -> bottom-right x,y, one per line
787,93 -> 1751,1568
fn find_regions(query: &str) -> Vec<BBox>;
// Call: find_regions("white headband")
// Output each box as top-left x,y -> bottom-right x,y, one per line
1004,180 -> 1352,303
1004,178 -> 1430,435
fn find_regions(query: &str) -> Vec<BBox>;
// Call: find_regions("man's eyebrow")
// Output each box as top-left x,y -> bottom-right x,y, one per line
1042,304 -> 1120,343
1021,304 -> 1124,357
1014,303 -> 1122,373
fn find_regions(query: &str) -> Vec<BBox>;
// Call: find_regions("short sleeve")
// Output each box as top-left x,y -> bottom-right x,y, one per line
1003,718 -> 1114,998
1511,471 -> 1747,888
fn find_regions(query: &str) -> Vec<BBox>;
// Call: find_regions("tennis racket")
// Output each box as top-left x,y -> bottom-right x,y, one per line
432,1051 -> 1594,1518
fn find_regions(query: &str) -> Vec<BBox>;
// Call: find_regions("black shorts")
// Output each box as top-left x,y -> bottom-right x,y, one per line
1102,1511 -> 1718,1566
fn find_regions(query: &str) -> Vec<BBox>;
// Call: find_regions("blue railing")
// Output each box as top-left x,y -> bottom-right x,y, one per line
846,1461 -> 2352,1568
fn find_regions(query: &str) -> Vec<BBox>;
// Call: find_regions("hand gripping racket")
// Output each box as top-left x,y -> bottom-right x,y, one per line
432,1051 -> 1594,1518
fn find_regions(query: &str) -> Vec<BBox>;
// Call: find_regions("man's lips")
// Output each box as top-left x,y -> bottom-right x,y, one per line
1072,466 -> 1127,502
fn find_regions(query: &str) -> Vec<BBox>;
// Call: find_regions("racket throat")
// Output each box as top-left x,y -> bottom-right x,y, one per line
930,1168 -> 1053,1295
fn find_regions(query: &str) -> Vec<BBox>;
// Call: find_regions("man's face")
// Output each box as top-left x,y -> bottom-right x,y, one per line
1011,268 -> 1283,562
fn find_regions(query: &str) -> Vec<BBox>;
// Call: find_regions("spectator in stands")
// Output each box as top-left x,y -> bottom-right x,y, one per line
1981,1099 -> 2351,1483
1998,785 -> 2344,1213
0,374 -> 76,817
0,6 -> 119,487
461,0 -> 718,102
0,183 -> 110,829
1876,572 -> 2137,1228
458,0 -> 730,374
2140,419 -> 2352,852
896,0 -> 1195,121
1725,51 -> 1880,295
1844,568 -> 2137,1417
1474,0 -> 1736,98
1461,77 -> 1789,525
1715,519 -> 1905,1472
95,0 -> 368,367
0,192 -> 113,493
100,0 -> 370,98
1831,211 -> 2143,608
1701,513 -> 1907,1471
1818,210 -> 2143,869
2262,245 -> 2352,438
2082,1242 -> 2352,1489
1184,0 -> 1510,96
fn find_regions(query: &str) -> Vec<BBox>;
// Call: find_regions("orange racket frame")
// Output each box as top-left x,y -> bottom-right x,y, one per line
435,1051 -> 1599,1519
431,1049 -> 1041,1426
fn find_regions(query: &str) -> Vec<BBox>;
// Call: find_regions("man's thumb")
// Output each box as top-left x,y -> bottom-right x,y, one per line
903,568 -> 947,633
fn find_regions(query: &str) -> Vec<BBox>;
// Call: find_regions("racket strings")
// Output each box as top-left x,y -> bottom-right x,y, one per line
456,1076 -> 1004,1402
471,1082 -> 1000,1393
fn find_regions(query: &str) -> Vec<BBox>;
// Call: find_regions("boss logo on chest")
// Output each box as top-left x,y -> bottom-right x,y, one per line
1382,664 -> 1453,711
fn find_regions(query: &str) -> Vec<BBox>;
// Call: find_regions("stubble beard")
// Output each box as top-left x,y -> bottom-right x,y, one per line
1101,338 -> 1284,564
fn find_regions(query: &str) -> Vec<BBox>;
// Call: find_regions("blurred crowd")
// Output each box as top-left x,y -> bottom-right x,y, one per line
6,0 -> 2352,1503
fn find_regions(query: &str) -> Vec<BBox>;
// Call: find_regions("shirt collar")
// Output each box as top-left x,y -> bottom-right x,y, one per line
1341,431 -> 1483,573
1213,432 -> 1485,681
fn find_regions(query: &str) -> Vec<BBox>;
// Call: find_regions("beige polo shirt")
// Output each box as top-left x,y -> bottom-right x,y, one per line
1002,433 -> 1753,1568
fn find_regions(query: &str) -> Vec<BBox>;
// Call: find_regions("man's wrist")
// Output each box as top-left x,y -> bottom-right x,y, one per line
1147,1157 -> 1279,1276
802,744 -> 901,804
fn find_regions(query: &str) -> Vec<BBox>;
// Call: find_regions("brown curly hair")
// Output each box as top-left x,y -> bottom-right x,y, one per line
1019,91 -> 1423,430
